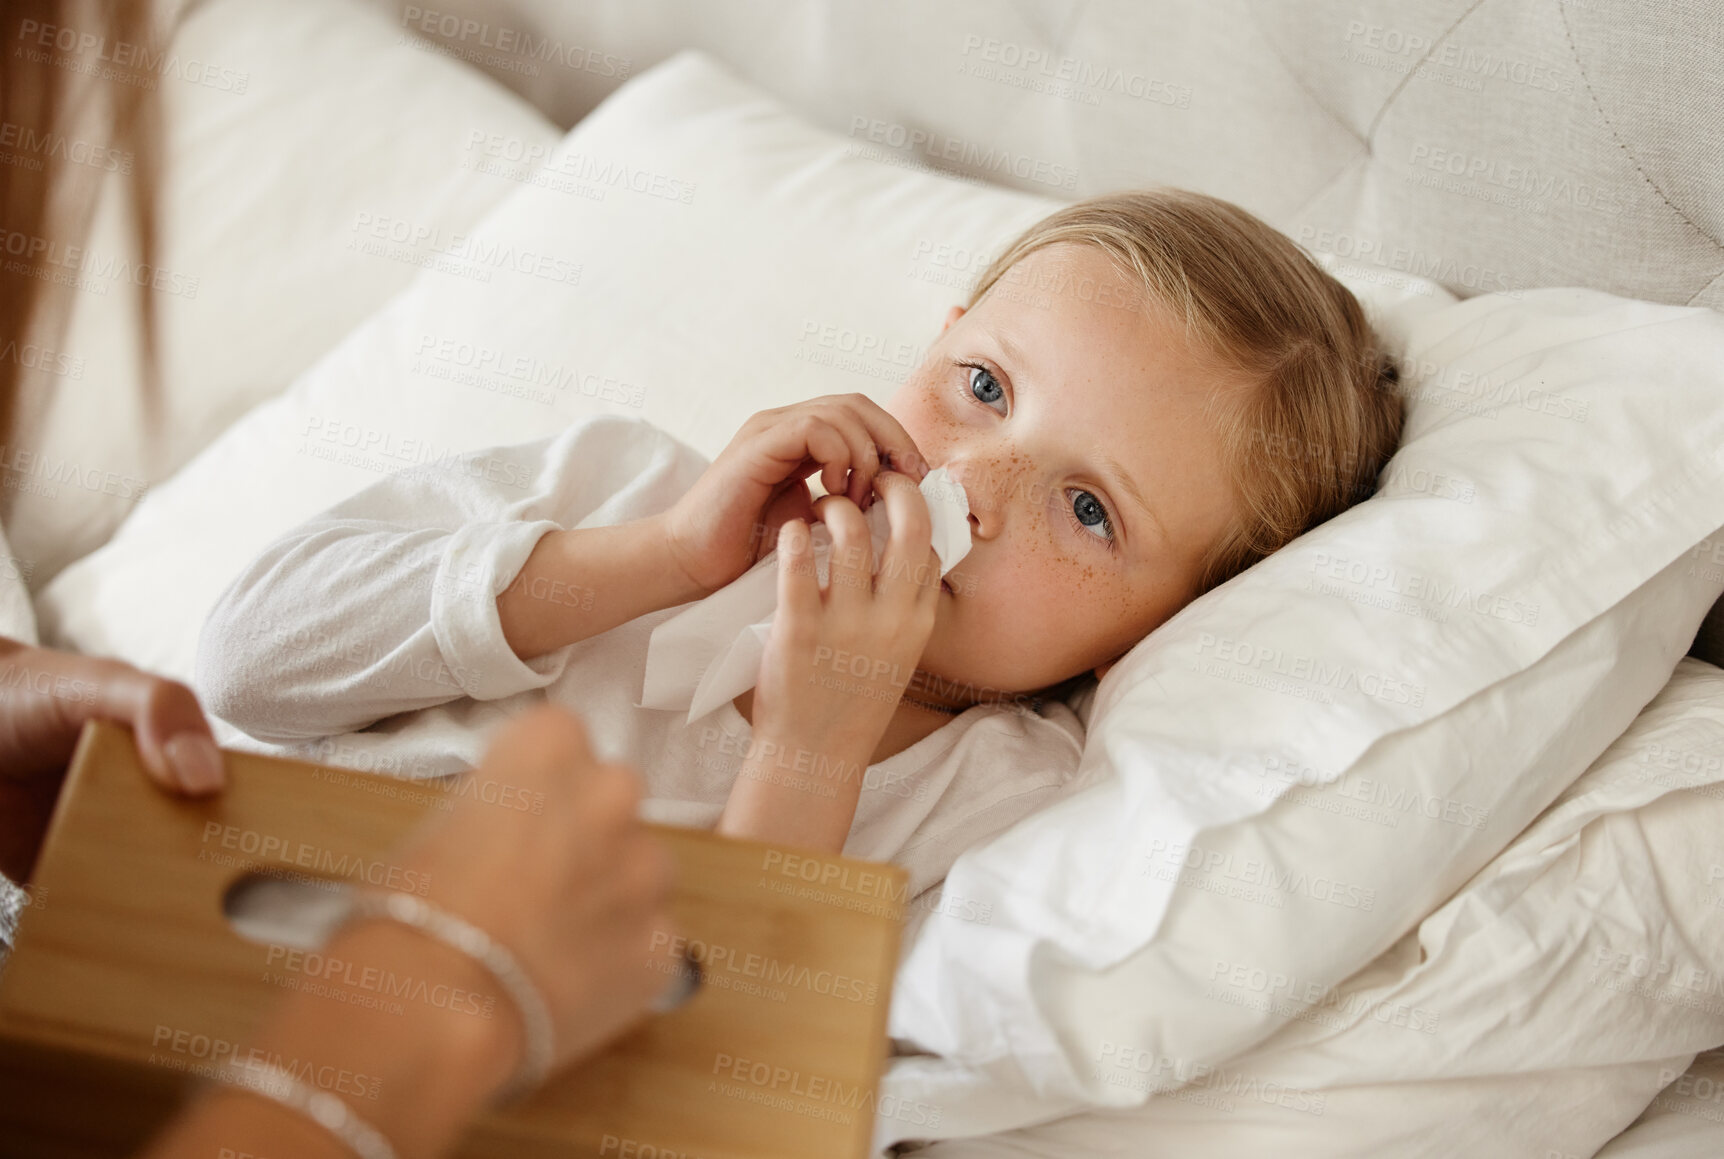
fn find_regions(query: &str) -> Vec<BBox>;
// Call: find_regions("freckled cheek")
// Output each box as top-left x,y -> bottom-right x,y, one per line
898,379 -> 962,451
980,530 -> 1075,635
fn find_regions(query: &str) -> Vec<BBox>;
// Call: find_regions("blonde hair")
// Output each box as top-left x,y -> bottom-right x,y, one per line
967,188 -> 1403,598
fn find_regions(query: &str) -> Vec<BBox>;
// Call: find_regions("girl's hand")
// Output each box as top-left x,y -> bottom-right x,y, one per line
658,393 -> 929,598
0,639 -> 225,884
717,471 -> 942,850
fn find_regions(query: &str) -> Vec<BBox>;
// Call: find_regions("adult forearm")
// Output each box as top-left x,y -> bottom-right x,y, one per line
498,513 -> 709,662
140,921 -> 517,1159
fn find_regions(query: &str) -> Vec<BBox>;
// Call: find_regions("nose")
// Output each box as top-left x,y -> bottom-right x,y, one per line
942,455 -> 1015,542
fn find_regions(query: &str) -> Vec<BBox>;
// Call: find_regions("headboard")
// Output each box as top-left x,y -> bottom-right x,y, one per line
392,0 -> 1723,310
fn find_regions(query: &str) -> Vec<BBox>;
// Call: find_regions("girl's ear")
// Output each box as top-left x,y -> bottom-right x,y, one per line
942,305 -> 965,332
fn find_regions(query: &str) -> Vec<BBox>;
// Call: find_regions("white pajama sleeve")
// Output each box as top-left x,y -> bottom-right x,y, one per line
195,415 -> 705,743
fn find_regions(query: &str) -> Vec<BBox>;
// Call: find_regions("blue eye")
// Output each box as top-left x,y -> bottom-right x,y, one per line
1068,489 -> 1116,543
966,363 -> 1006,413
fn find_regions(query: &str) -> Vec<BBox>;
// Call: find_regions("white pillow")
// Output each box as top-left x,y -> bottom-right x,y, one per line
36,49 -> 1063,681
8,0 -> 559,584
35,48 -> 1724,1149
903,654 -> 1724,1157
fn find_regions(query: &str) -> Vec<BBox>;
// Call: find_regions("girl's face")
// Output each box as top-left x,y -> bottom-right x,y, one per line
886,242 -> 1250,700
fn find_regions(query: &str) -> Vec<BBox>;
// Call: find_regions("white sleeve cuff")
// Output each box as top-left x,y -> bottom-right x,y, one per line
431,520 -> 571,701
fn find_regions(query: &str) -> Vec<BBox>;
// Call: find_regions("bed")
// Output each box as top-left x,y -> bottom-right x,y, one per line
12,1 -> 1724,1155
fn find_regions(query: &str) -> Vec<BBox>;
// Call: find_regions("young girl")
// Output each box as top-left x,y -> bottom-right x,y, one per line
197,189 -> 1402,910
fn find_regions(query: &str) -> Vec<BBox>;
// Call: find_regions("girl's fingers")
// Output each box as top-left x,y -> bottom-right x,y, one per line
752,417 -> 851,495
775,519 -> 822,632
826,394 -> 930,485
812,494 -> 873,615
804,421 -> 855,500
749,397 -> 924,514
811,410 -> 879,509
754,481 -> 816,564
871,471 -> 938,610
794,411 -> 876,503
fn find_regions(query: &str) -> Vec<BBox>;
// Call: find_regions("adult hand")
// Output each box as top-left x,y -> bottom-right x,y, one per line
382,702 -> 679,1073
0,638 -> 223,883
141,703 -> 679,1159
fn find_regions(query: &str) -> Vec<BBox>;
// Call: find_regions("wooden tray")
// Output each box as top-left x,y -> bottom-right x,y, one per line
0,721 -> 906,1157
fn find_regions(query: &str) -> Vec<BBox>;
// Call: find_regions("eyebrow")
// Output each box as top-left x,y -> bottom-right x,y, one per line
989,330 -> 1170,546
1098,449 -> 1169,545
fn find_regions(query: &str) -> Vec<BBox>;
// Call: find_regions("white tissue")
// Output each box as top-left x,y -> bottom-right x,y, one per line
639,468 -> 972,724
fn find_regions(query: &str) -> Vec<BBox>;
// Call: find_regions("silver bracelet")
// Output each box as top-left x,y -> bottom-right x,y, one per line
214,1059 -> 398,1159
345,890 -> 555,1105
